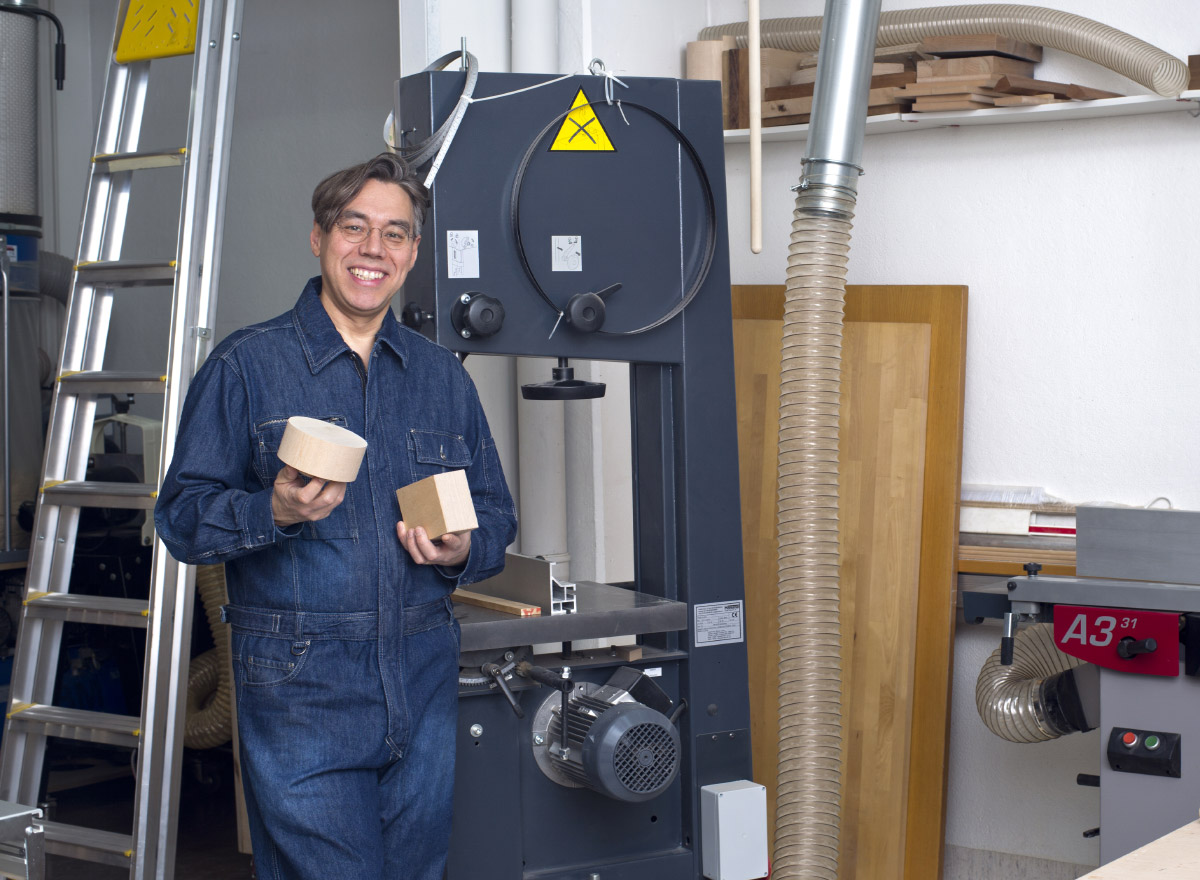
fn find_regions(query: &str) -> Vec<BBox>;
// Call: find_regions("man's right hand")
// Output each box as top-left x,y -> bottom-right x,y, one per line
271,464 -> 347,527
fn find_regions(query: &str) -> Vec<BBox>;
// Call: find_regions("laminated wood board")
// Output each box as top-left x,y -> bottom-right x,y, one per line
994,93 -> 1065,106
790,61 -> 907,85
917,33 -> 1044,63
686,36 -> 735,82
913,97 -> 995,112
764,85 -> 909,119
763,103 -> 908,128
732,285 -> 967,880
723,47 -> 809,129
766,71 -> 916,102
917,55 -> 1035,79
993,74 -> 1075,98
1190,55 -> 1200,90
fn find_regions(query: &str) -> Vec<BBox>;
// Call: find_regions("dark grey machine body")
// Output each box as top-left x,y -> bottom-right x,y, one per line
397,70 -> 753,879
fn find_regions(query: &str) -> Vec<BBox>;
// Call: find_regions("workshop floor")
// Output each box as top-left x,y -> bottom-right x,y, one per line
42,748 -> 253,879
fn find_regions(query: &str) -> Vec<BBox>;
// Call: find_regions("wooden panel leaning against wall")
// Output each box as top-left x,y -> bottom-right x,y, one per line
732,284 -> 967,880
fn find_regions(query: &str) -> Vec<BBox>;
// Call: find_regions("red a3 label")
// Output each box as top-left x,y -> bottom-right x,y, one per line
1053,604 -> 1179,676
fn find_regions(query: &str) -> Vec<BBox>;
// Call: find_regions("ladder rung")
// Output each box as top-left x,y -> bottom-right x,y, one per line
41,481 -> 156,509
58,370 -> 167,395
40,819 -> 133,867
6,704 -> 139,748
24,593 -> 150,629
92,148 -> 187,173
74,261 -> 176,286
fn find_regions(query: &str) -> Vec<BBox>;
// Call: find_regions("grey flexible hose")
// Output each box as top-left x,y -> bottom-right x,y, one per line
699,4 -> 1189,97
976,622 -> 1087,743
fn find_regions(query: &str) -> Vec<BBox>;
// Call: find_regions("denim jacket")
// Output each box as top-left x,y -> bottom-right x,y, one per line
154,277 -> 517,615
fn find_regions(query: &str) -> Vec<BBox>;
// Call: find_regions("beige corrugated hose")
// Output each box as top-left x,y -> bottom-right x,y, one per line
976,623 -> 1086,743
185,564 -> 233,750
700,4 -> 1190,97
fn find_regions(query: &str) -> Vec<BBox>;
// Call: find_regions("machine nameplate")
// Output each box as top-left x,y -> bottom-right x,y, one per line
694,601 -> 744,647
1054,604 -> 1179,676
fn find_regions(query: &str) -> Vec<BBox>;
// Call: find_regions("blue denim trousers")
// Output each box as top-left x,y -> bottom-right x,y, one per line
227,597 -> 460,880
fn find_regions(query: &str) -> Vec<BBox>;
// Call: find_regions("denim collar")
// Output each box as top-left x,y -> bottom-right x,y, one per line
292,276 -> 409,373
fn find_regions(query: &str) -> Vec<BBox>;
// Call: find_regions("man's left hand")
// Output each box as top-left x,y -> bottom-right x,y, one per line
396,521 -> 470,568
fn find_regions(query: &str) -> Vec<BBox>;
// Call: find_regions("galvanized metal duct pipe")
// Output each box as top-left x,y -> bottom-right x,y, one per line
773,1 -> 881,877
700,4 -> 1190,97
976,623 -> 1094,743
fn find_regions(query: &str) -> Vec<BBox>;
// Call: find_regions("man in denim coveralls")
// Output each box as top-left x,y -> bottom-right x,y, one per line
155,153 -> 517,879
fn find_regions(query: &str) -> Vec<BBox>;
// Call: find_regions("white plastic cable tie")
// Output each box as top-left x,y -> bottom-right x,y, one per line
548,310 -> 564,340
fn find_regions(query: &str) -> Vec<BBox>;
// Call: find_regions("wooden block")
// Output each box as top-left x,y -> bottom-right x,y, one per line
452,588 -> 541,617
1065,83 -> 1123,100
873,42 -> 923,66
723,47 -> 811,128
764,85 -> 908,119
395,470 -> 478,538
1190,54 -> 1200,90
993,74 -> 1075,98
276,416 -> 367,482
686,36 -> 735,81
917,33 -> 1043,63
917,55 -> 1034,79
613,644 -> 643,662
895,76 -> 1004,96
913,98 -> 994,111
993,93 -> 1065,106
766,71 -> 916,102
789,61 -> 905,85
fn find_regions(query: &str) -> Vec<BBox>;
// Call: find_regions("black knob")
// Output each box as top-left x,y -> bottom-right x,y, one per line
1116,637 -> 1158,660
401,301 -> 433,331
1024,562 -> 1042,577
452,292 -> 505,339
565,291 -> 606,333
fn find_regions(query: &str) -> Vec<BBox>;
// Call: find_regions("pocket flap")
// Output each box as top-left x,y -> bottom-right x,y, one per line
409,429 -> 472,468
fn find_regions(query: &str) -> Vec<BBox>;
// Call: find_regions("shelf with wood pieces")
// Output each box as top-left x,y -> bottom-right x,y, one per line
724,89 -> 1200,143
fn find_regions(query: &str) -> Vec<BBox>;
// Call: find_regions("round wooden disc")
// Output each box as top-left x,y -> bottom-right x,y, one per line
276,416 -> 367,482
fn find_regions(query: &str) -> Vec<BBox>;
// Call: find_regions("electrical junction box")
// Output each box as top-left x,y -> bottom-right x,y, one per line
700,780 -> 768,880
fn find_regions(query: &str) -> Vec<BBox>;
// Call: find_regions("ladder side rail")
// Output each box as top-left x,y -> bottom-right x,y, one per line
149,4 -> 246,876
131,2 -> 235,876
0,47 -> 155,803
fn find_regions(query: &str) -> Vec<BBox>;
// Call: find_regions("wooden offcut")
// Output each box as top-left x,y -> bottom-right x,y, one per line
723,47 -> 809,128
685,36 -> 735,82
765,71 -> 916,103
395,470 -> 478,538
733,285 -> 967,880
958,545 -> 1076,577
917,54 -> 1035,79
276,416 -> 367,483
917,33 -> 1044,63
452,588 -> 540,617
1190,54 -> 1200,90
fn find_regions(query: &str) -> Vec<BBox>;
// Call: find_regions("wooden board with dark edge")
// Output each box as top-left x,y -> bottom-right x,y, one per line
732,284 -> 967,880
917,33 -> 1044,63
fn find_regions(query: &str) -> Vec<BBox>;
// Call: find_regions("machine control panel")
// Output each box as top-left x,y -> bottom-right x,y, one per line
1053,605 -> 1180,676
1107,727 -> 1182,778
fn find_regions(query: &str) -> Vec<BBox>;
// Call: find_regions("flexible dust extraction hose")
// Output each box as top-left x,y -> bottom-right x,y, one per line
976,623 -> 1092,743
185,564 -> 232,750
700,4 -> 1190,97
771,1 -> 882,875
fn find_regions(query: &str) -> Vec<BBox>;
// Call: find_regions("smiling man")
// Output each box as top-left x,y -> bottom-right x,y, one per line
154,153 -> 517,879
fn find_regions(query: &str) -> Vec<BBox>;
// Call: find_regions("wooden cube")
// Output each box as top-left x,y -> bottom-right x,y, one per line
395,470 -> 478,538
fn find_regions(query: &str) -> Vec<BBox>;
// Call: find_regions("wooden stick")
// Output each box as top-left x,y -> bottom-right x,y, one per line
452,588 -> 541,617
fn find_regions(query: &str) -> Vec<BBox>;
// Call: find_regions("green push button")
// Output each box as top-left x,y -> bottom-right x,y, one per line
1145,735 -> 1161,751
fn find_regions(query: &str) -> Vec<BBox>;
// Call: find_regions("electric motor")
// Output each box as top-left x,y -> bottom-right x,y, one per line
531,666 -> 680,803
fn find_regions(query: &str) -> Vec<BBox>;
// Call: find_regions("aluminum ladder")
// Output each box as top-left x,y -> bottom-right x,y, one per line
0,2 -> 242,876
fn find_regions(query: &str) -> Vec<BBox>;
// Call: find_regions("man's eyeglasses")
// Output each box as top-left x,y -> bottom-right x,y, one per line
334,220 -> 414,250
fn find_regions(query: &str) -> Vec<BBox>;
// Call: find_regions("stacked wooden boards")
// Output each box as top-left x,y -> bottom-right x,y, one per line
894,35 -> 1121,112
733,284 -> 967,880
690,33 -> 1129,129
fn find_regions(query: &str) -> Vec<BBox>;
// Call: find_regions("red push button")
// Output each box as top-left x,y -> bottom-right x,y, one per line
1121,731 -> 1138,748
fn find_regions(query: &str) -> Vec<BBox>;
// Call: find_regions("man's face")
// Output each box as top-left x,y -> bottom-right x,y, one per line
310,178 -> 421,329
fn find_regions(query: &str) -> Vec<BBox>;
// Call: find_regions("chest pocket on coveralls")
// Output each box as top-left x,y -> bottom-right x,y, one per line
252,416 -> 359,540
407,428 -> 473,481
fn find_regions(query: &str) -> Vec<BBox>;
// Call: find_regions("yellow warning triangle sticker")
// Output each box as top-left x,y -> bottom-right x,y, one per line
549,89 -> 616,152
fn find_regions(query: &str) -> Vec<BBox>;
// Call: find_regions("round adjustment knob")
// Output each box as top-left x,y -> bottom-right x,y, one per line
564,291 -> 606,333
451,292 -> 505,339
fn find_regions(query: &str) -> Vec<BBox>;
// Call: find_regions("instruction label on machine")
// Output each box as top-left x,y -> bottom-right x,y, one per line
552,236 -> 582,271
447,230 -> 479,279
694,601 -> 744,647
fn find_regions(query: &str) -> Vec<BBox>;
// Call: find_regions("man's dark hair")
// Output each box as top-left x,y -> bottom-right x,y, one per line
311,152 -> 429,236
